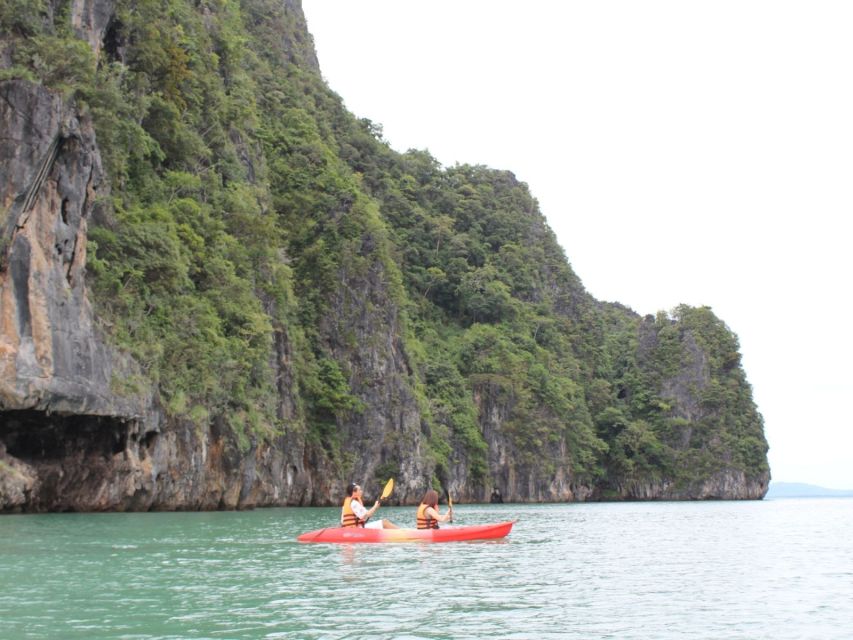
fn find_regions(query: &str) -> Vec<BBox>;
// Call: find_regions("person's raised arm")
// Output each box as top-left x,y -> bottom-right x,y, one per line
367,500 -> 381,519
425,505 -> 452,523
352,498 -> 380,521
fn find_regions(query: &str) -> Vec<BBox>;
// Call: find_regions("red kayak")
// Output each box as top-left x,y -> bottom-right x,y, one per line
297,521 -> 514,544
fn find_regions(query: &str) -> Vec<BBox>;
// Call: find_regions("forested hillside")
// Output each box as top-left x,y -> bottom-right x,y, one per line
0,0 -> 768,512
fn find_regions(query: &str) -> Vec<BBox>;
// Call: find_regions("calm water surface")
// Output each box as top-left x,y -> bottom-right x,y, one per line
1,499 -> 852,639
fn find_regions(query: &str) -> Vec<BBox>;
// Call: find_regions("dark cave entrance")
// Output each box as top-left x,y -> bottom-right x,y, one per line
0,410 -> 149,512
0,410 -> 129,462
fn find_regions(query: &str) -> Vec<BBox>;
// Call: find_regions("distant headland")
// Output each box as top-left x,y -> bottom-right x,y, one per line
765,482 -> 853,498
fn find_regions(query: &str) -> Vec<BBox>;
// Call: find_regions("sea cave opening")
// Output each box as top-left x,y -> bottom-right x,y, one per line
0,409 -> 129,463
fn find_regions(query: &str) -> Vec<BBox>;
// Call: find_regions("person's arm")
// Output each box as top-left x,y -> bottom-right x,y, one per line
351,499 -> 380,522
425,505 -> 452,523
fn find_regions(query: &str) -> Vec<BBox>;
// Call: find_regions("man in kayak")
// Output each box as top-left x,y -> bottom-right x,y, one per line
416,489 -> 453,529
341,482 -> 399,529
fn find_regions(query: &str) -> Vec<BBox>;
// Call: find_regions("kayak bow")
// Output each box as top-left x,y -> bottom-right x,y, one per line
297,521 -> 513,544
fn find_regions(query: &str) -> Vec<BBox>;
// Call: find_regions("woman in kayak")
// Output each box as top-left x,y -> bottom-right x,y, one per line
416,489 -> 453,529
341,482 -> 399,529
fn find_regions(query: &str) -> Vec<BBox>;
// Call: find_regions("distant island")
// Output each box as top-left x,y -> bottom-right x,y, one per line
765,482 -> 853,498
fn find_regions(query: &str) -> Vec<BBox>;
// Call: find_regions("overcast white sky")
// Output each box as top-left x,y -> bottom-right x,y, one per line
302,1 -> 853,489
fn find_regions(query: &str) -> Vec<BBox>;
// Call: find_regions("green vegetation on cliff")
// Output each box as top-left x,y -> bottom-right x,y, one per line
1,0 -> 768,497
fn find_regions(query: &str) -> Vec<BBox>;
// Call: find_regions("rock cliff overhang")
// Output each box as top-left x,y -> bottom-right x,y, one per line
0,409 -> 155,512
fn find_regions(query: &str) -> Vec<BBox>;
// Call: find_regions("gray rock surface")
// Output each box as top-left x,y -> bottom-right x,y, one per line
0,79 -> 145,419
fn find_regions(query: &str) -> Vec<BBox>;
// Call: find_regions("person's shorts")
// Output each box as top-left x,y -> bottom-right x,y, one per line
365,520 -> 383,529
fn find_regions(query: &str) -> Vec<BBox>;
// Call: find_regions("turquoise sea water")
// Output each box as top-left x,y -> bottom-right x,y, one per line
1,498 -> 852,639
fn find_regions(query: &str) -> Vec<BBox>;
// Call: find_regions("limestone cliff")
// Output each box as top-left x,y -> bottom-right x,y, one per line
0,77 -> 153,510
0,0 -> 768,512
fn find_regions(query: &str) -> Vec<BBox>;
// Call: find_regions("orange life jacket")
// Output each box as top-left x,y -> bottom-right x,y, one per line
341,496 -> 365,527
416,502 -> 439,529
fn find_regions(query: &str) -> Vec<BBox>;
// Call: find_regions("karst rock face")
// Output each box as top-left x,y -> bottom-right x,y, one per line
0,75 -> 321,512
0,76 -> 140,511
0,0 -> 768,513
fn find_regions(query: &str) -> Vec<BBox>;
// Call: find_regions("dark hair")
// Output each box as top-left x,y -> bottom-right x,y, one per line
420,489 -> 439,508
346,482 -> 359,497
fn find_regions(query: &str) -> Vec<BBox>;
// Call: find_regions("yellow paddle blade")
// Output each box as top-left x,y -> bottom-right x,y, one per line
380,478 -> 394,500
448,494 -> 453,509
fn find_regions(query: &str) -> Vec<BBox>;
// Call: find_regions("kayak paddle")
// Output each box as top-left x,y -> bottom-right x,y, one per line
448,492 -> 454,523
379,478 -> 394,502
364,478 -> 394,526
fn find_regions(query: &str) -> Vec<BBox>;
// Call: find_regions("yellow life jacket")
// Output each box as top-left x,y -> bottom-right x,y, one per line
341,496 -> 365,527
416,502 -> 439,529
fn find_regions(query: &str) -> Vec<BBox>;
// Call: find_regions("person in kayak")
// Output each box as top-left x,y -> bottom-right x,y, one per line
341,482 -> 399,529
416,489 -> 453,529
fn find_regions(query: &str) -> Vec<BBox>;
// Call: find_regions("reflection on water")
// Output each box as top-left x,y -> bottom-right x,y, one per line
1,500 -> 852,639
